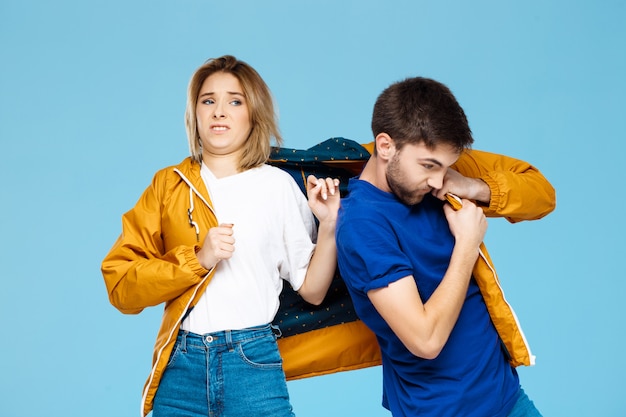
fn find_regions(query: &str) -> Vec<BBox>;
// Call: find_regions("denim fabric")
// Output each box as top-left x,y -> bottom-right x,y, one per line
507,388 -> 543,417
153,324 -> 295,417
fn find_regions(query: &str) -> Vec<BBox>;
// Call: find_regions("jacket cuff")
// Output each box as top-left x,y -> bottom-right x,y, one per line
184,245 -> 211,277
479,173 -> 502,214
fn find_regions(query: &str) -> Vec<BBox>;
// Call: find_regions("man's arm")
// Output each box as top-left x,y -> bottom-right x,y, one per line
367,199 -> 487,359
436,149 -> 556,223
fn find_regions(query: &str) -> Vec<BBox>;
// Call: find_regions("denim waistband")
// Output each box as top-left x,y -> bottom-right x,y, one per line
177,323 -> 279,350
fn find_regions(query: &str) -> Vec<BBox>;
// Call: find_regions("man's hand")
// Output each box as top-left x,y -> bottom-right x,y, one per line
432,168 -> 491,204
443,198 -> 487,251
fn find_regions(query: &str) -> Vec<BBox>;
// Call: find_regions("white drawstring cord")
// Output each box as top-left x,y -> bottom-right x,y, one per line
141,168 -> 218,416
187,188 -> 200,242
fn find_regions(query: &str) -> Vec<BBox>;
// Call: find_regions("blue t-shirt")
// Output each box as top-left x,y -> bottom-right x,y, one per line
336,178 -> 520,417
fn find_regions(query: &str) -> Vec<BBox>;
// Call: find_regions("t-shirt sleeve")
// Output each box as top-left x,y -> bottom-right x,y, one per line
276,172 -> 316,291
337,213 -> 414,294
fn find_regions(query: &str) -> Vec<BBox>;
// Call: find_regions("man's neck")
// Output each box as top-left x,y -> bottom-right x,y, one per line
359,156 -> 390,193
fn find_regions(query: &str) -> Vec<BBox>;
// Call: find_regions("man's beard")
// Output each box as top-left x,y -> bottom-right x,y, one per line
386,154 -> 429,206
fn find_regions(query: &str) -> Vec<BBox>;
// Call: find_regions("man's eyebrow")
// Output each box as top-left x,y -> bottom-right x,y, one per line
419,158 -> 444,167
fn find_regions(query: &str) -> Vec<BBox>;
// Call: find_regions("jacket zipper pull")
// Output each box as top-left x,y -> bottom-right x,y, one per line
187,208 -> 200,242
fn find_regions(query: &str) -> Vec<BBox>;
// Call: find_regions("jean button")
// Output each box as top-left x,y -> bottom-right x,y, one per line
205,335 -> 214,343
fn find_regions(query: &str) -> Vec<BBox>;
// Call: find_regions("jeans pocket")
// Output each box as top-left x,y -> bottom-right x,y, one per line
237,335 -> 283,369
165,341 -> 183,369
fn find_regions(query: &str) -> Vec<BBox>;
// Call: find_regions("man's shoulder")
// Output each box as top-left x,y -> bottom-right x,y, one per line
341,179 -> 396,219
338,192 -> 393,242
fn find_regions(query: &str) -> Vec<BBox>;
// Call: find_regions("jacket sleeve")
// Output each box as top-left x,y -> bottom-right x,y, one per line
452,149 -> 556,223
101,170 -> 210,314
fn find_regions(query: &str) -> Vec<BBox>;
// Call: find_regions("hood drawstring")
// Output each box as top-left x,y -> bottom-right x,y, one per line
174,167 -> 216,243
187,188 -> 200,242
142,166 -> 218,417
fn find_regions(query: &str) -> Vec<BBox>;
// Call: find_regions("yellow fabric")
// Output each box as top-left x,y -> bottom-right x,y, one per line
288,142 -> 554,377
359,143 -> 554,367
450,149 -> 555,223
445,193 -> 533,366
279,320 -> 381,380
102,157 -> 218,416
101,146 -> 555,414
362,142 -> 555,223
102,156 -> 378,414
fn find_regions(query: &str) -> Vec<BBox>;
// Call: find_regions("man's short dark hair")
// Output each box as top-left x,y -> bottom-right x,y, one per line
371,77 -> 474,153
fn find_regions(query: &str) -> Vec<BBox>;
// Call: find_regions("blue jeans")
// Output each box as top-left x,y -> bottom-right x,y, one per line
153,324 -> 295,417
507,388 -> 543,417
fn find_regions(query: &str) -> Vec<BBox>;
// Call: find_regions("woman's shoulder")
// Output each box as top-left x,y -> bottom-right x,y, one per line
145,157 -> 200,196
254,164 -> 300,184
252,164 -> 308,202
150,157 -> 196,179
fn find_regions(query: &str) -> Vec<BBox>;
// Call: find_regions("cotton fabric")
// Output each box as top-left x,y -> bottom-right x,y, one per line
181,163 -> 316,334
337,179 -> 520,417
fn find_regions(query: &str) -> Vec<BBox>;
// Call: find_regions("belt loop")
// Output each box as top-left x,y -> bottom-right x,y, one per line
181,330 -> 188,353
270,324 -> 283,339
225,330 -> 234,351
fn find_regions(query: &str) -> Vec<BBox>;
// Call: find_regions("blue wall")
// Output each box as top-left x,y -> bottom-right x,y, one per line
1,1 -> 624,416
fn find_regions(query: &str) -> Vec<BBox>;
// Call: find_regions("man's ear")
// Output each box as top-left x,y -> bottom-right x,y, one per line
375,133 -> 394,161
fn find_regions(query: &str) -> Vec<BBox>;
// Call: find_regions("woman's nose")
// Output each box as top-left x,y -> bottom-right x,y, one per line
213,104 -> 226,119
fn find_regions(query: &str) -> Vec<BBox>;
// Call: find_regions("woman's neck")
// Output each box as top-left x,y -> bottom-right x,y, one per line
202,152 -> 241,179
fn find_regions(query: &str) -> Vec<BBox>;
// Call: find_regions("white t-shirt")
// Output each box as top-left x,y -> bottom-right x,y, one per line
181,163 -> 317,334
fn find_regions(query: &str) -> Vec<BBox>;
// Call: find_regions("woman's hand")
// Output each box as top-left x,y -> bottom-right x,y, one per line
300,176 -> 341,305
195,223 -> 235,270
306,175 -> 340,223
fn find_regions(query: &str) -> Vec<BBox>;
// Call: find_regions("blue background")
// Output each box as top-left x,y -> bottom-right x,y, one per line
1,1 -> 625,416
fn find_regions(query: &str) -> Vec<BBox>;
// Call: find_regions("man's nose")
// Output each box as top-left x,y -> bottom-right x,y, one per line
427,173 -> 444,190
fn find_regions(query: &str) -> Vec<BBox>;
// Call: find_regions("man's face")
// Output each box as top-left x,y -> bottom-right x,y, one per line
386,141 -> 460,205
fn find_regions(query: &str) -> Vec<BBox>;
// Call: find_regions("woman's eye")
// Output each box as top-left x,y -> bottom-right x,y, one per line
230,99 -> 242,106
202,98 -> 215,105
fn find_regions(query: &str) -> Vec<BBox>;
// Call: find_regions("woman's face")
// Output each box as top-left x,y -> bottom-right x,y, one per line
195,71 -> 252,161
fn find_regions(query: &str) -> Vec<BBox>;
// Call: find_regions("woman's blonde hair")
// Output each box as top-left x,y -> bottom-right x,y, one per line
185,55 -> 282,169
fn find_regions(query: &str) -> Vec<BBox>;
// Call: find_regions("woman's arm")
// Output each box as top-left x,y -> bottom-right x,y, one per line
297,176 -> 340,305
101,171 -> 210,314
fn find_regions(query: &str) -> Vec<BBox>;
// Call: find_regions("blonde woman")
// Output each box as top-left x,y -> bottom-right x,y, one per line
102,55 -> 339,417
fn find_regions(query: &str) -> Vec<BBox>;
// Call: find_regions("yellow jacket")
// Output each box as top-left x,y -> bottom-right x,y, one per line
102,144 -> 555,416
102,158 -> 217,416
275,143 -> 555,382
